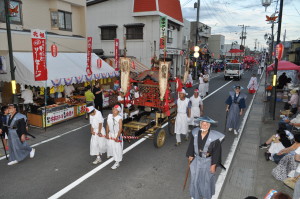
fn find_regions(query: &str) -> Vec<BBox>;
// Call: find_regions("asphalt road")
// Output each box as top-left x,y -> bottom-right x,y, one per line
0,69 -> 257,199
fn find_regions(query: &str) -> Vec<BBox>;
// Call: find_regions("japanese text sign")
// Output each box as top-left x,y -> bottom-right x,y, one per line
31,29 -> 48,81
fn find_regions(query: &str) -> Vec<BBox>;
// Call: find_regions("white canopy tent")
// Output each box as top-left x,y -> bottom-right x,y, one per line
0,52 -> 119,87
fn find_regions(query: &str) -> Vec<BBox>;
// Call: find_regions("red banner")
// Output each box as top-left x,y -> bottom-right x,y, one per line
87,37 -> 92,67
114,39 -> 119,69
31,29 -> 47,81
276,43 -> 284,61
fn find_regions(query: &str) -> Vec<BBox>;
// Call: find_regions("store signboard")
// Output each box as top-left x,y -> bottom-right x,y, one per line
160,16 -> 167,50
86,37 -> 93,76
159,49 -> 181,55
31,29 -> 48,81
77,104 -> 87,116
45,107 -> 74,126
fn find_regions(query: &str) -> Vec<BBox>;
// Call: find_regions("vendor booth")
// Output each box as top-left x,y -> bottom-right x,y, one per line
266,60 -> 300,102
0,52 -> 119,127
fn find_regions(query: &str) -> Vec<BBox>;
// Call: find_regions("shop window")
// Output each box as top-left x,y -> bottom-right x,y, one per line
50,10 -> 72,31
100,26 -> 117,40
167,30 -> 173,43
125,24 -> 144,40
0,0 -> 22,25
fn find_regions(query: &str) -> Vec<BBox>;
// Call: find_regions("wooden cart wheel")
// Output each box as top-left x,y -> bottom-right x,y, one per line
123,127 -> 132,143
153,128 -> 166,148
168,119 -> 175,136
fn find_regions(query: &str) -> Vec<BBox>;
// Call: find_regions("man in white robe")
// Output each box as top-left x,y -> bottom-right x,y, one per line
87,106 -> 106,165
174,89 -> 191,146
189,89 -> 204,126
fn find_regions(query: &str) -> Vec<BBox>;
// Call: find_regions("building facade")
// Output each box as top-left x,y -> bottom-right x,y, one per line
0,0 -> 86,54
288,40 -> 300,65
208,34 -> 225,60
86,0 -> 185,77
0,0 -> 87,103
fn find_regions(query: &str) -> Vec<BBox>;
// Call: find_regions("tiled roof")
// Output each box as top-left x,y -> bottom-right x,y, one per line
158,0 -> 183,23
133,0 -> 183,23
133,0 -> 156,12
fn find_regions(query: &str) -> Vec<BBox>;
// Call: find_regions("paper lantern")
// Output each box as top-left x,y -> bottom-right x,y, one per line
97,58 -> 102,68
276,43 -> 284,61
51,44 -> 58,57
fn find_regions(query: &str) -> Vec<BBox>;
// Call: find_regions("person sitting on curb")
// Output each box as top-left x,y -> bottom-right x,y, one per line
260,128 -> 293,161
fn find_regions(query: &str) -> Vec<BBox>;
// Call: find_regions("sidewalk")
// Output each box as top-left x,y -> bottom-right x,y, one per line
219,74 -> 294,198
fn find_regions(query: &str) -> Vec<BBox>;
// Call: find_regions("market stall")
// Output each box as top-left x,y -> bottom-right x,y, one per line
0,52 -> 119,127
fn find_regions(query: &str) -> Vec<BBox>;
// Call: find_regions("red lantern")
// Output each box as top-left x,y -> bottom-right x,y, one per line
97,58 -> 102,68
51,44 -> 58,57
132,61 -> 135,69
276,43 -> 284,60
86,67 -> 92,76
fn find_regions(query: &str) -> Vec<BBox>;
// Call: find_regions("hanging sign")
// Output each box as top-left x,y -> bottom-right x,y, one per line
114,39 -> 120,69
51,44 -> 58,57
159,16 -> 168,50
31,29 -> 48,81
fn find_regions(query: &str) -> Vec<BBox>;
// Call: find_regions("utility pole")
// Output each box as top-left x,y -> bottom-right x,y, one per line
4,0 -> 17,104
272,0 -> 284,120
193,0 -> 200,80
254,39 -> 257,51
283,29 -> 286,43
238,24 -> 244,61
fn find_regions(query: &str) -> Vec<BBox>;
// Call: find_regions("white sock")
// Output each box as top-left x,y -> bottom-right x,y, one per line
97,155 -> 100,159
176,134 -> 181,143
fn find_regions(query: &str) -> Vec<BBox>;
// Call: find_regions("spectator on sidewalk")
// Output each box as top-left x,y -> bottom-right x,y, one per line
273,134 -> 300,164
21,85 -> 33,112
260,129 -> 293,161
272,192 -> 292,199
225,85 -> 247,135
0,106 -> 9,151
4,104 -> 35,166
87,106 -> 106,165
284,89 -> 299,115
106,105 -> 123,170
277,72 -> 289,89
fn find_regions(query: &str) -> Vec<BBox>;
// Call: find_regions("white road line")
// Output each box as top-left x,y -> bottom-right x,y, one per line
48,76 -> 233,199
212,69 -> 264,199
0,124 -> 90,161
48,136 -> 149,199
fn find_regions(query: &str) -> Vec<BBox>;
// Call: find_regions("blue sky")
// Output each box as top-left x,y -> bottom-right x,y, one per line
180,0 -> 300,50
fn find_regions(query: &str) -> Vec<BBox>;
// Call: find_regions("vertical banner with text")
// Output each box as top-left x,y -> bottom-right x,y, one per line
159,16 -> 168,50
31,29 -> 48,81
114,38 -> 119,69
86,37 -> 93,76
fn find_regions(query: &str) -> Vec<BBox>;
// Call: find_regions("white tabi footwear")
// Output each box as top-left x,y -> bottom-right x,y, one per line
7,160 -> 18,166
30,148 -> 36,158
228,128 -> 232,131
234,129 -> 238,135
93,158 -> 102,165
111,162 -> 120,170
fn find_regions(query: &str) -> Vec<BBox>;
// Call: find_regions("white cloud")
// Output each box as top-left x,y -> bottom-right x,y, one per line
180,0 -> 300,50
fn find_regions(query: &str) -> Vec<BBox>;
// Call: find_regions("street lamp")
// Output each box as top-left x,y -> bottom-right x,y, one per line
262,0 -> 272,11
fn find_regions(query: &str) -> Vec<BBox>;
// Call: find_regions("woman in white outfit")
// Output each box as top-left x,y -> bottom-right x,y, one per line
174,89 -> 191,146
198,73 -> 206,98
189,89 -> 204,126
87,106 -> 107,165
106,105 -> 123,169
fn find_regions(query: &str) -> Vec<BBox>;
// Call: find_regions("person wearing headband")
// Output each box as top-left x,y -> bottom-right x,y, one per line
225,85 -> 247,135
174,89 -> 191,146
86,106 -> 106,165
189,89 -> 204,127
106,105 -> 123,169
186,116 -> 225,199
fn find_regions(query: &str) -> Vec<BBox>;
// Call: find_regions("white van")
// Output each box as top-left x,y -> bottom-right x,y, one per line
224,63 -> 243,80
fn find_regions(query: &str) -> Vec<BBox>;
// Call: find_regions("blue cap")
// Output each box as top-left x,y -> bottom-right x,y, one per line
194,116 -> 217,124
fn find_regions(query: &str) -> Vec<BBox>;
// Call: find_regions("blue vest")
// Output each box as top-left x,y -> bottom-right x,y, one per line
7,113 -> 27,130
